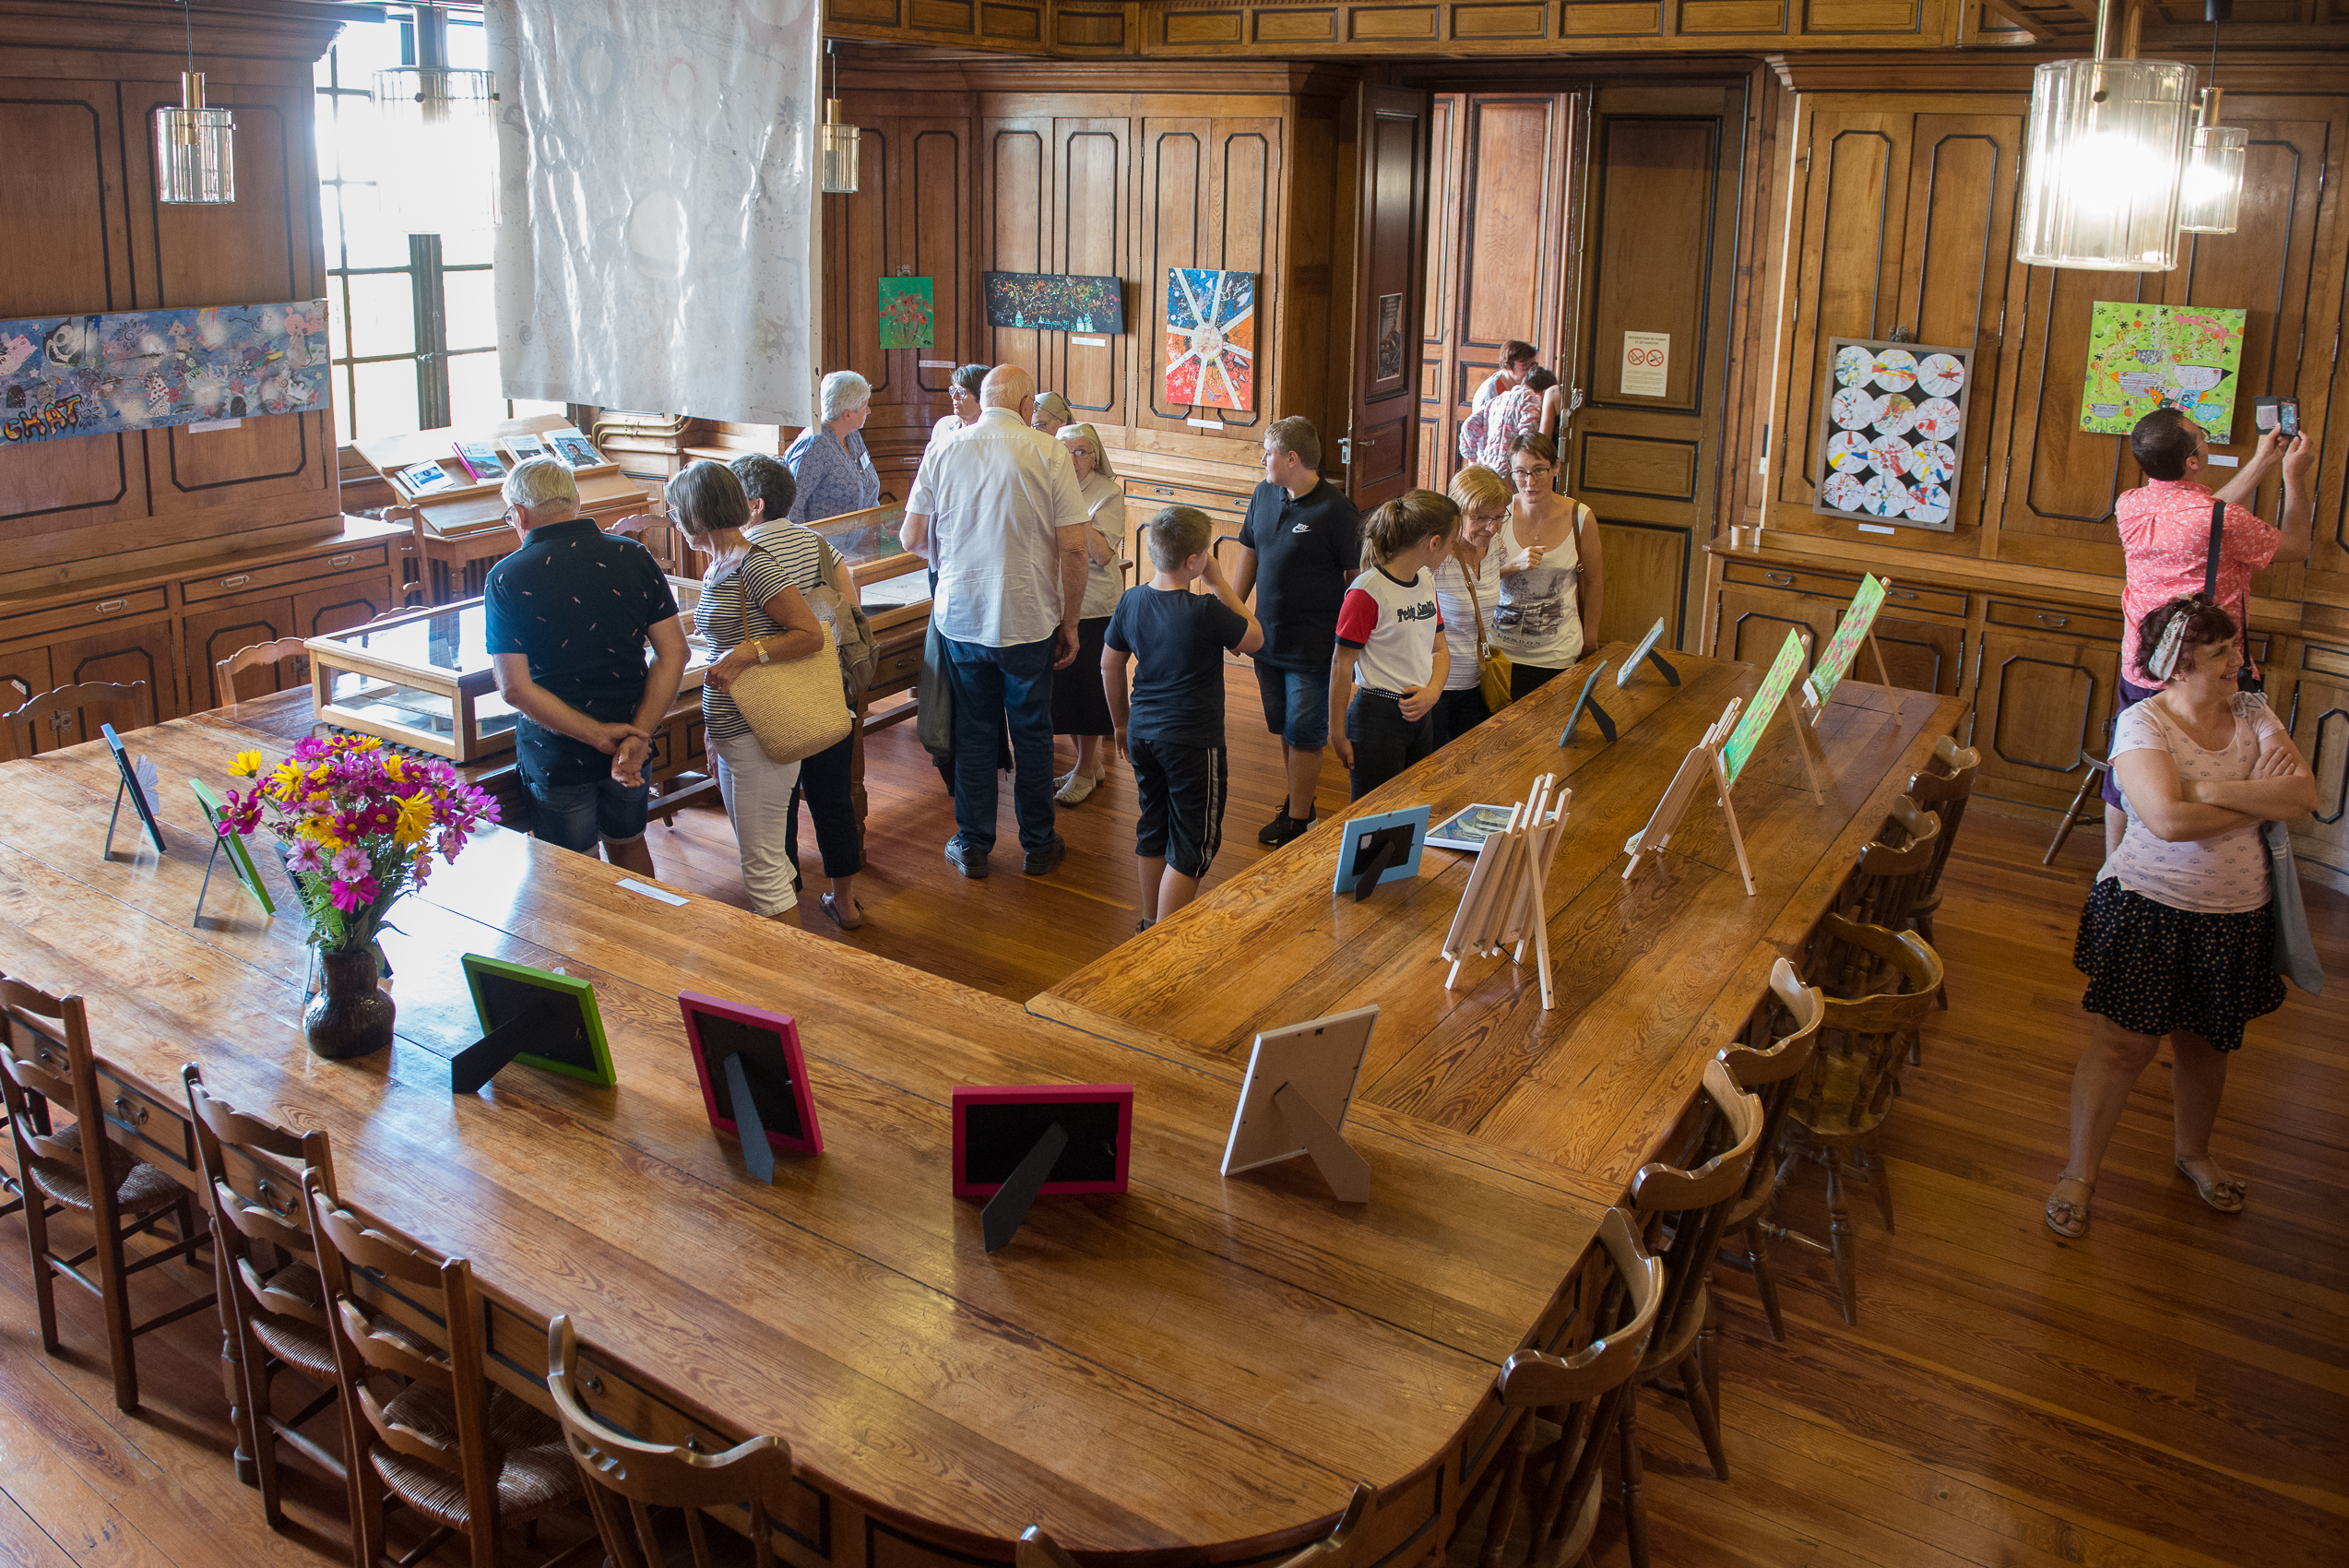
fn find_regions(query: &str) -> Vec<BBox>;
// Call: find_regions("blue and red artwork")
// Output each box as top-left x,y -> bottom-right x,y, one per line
0,300 -> 330,446
1163,268 -> 1255,412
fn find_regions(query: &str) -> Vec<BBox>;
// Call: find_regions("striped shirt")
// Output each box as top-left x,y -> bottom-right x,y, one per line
693,530 -> 824,742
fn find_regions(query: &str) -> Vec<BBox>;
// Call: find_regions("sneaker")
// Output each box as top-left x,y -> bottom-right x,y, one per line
1023,834 -> 1067,876
1056,771 -> 1097,806
1134,918 -> 1155,934
1267,811 -> 1316,848
1257,801 -> 1294,845
943,838 -> 990,879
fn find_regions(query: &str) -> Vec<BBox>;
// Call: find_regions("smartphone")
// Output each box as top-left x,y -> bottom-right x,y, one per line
2279,399 -> 2300,439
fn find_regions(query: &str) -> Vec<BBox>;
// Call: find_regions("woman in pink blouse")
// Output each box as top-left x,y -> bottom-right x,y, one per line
2046,595 -> 2317,1239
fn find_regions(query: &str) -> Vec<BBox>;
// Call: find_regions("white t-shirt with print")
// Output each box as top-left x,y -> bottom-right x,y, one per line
1335,564 -> 1443,695
2101,691 -> 2284,915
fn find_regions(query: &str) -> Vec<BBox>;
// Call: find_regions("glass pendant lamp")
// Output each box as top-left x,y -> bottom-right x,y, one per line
157,3 -> 234,205
2177,13 -> 2246,235
374,4 -> 499,234
2014,0 -> 2198,271
821,44 -> 860,195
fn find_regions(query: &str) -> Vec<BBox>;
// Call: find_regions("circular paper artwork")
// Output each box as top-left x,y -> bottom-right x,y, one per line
1831,385 -> 1880,430
1869,433 -> 1912,473
1862,473 -> 1907,517
1874,393 -> 1918,437
1916,353 -> 1965,397
1820,472 -> 1867,511
1906,440 -> 1957,483
1826,431 -> 1874,473
1913,397 -> 1962,441
1871,348 -> 1918,391
1905,483 -> 1952,525
1835,344 -> 1874,386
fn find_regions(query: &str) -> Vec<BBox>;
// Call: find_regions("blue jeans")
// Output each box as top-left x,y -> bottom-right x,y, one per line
942,633 -> 1059,854
527,775 -> 649,854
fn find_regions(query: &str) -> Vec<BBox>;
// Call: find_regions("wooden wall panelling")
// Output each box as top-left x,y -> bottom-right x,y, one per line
1054,117 -> 1131,428
1418,92 -> 1460,488
2287,637 -> 2349,874
1719,64 -> 1786,540
1571,85 -> 1746,651
1969,611 -> 2120,810
1279,92 -> 1345,462
0,81 -> 147,562
1445,94 -> 1568,475
1344,84 -> 1431,507
982,112 -> 1054,387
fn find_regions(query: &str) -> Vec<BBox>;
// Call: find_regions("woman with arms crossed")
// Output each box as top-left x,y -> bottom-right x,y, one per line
1491,433 -> 1603,699
2046,595 -> 2317,1238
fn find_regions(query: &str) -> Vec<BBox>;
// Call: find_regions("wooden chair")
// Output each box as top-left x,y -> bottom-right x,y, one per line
184,1064 -> 347,1529
1904,739 -> 1979,1012
0,975 -> 212,1411
1810,802 -> 1940,1002
215,637 -> 314,711
1774,916 -> 1944,1325
546,1314 -> 788,1568
0,680 -> 153,763
306,1169 -> 585,1568
1020,1486 -> 1373,1568
2043,750 -> 2110,865
1465,1207 -> 1662,1568
1714,958 -> 1823,1344
1617,1060 -> 1764,1568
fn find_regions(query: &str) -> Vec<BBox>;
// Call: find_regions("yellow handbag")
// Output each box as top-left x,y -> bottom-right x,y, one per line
723,547 -> 854,765
1465,569 -> 1513,712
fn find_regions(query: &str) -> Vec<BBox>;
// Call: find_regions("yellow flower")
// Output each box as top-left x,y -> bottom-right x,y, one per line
394,793 -> 433,847
230,749 -> 264,777
268,761 -> 303,795
383,754 -> 406,783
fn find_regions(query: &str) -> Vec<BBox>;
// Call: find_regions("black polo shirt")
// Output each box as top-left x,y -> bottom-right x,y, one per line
483,518 -> 679,787
1237,476 -> 1362,672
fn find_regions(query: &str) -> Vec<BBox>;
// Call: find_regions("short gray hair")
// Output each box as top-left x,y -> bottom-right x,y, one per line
502,457 -> 577,511
820,370 -> 872,423
665,459 -> 750,543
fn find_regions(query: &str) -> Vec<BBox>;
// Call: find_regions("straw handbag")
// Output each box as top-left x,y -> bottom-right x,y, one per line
1465,571 -> 1513,712
725,546 -> 853,765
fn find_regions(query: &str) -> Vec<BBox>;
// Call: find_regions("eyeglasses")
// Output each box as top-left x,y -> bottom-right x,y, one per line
1509,466 -> 1552,481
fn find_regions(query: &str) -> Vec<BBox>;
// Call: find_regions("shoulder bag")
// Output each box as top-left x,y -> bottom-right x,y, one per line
1462,556 -> 1513,713
807,538 -> 879,700
724,545 -> 853,766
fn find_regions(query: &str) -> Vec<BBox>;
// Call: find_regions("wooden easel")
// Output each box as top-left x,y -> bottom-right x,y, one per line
1622,697 -> 1757,897
1801,575 -> 1898,739
1441,773 -> 1572,1008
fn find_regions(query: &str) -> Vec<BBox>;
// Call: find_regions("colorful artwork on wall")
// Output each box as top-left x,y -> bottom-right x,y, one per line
983,272 -> 1123,335
2078,303 -> 2247,439
1164,267 -> 1256,411
0,300 -> 329,446
1809,336 -> 1972,534
877,278 -> 935,350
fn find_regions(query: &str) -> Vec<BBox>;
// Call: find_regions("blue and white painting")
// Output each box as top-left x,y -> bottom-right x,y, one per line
0,300 -> 331,446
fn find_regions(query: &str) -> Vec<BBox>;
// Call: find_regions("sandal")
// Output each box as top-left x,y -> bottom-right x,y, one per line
820,893 -> 863,932
1056,771 -> 1098,806
2044,1173 -> 2093,1239
2175,1156 -> 2247,1214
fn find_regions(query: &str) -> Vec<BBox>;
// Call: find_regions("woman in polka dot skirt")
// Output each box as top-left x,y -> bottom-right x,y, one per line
2046,595 -> 2318,1238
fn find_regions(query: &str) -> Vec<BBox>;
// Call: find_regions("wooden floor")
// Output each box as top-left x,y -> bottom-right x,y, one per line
3,660 -> 2343,1568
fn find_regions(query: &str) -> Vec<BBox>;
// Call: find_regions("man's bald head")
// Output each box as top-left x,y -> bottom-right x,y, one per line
979,365 -> 1033,410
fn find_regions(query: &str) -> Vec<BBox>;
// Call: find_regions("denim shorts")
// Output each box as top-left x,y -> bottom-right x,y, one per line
1253,660 -> 1331,751
528,775 -> 649,853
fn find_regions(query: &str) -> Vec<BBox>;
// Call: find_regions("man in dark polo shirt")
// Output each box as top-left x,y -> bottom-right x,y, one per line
1235,415 -> 1362,847
484,457 -> 688,874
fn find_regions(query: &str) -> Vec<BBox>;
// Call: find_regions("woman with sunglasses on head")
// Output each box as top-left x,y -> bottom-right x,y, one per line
1490,433 -> 1602,700
1050,422 -> 1128,803
2045,594 -> 2317,1239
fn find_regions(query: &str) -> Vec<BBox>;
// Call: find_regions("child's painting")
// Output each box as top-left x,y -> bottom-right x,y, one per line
2078,303 -> 2247,440
1164,268 -> 1256,411
0,300 -> 330,445
984,273 -> 1122,335
878,278 -> 935,350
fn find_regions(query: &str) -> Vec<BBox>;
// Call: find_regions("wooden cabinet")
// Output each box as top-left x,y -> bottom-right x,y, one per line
46,614 -> 181,726
1712,579 -> 1822,671
183,595 -> 301,712
2285,640 -> 2349,877
1970,612 -> 2119,813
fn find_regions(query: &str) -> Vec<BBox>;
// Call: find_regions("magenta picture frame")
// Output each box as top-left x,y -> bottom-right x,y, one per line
950,1084 -> 1133,1199
680,992 -> 825,1158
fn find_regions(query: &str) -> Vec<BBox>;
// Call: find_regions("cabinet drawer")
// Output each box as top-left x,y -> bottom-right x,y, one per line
1124,478 -> 1251,514
0,586 -> 171,644
181,543 -> 392,605
1987,599 -> 2122,641
1877,581 -> 1968,619
2301,642 -> 2349,682
94,1065 -> 196,1181
872,639 -> 924,686
1720,561 -> 1968,619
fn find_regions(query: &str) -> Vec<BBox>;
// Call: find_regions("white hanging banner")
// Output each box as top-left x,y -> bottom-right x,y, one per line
1620,330 -> 1669,398
489,0 -> 820,425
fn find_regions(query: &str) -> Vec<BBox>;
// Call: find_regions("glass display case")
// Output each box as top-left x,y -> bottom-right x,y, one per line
307,582 -> 709,763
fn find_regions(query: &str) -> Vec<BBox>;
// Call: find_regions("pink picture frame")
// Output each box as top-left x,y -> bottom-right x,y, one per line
950,1085 -> 1133,1199
680,992 -> 825,1158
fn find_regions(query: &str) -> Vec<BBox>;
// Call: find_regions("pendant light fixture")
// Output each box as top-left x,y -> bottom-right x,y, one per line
821,42 -> 860,196
2178,6 -> 2247,235
374,3 -> 500,234
2014,0 -> 2198,271
157,0 -> 235,205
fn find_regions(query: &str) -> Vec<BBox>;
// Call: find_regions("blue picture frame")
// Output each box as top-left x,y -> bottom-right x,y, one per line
1331,805 -> 1430,899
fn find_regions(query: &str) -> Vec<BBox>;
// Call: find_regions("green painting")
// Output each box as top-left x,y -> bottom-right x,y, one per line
2079,303 -> 2246,440
877,278 -> 935,351
1722,629 -> 1808,787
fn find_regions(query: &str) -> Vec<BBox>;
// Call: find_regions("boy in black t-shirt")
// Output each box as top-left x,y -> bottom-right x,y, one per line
1103,507 -> 1264,932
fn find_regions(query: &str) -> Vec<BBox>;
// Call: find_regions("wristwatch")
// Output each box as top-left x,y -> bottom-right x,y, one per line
753,638 -> 771,665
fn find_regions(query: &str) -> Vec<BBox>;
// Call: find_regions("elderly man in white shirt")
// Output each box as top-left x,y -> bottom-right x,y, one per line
901,364 -> 1090,879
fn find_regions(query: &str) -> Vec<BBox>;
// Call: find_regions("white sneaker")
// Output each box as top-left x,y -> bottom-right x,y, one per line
1056,771 -> 1097,805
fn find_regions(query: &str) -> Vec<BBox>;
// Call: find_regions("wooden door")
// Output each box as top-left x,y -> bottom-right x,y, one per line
1712,582 -> 1824,671
2285,641 -> 2349,875
1343,85 -> 1430,510
47,614 -> 180,723
1566,84 -> 1750,652
0,643 -> 54,715
1971,622 -> 2120,811
183,596 -> 297,713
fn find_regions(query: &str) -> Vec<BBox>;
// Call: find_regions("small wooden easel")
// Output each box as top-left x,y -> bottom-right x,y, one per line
1622,697 -> 1758,897
1441,773 -> 1572,1007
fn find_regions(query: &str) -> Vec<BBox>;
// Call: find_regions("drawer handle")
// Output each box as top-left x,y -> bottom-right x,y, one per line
581,1373 -> 605,1395
111,1094 -> 149,1127
1886,588 -> 1917,600
1763,571 -> 1794,586
97,598 -> 127,614
220,574 -> 250,589
2035,612 -> 2068,629
684,1435 -> 704,1453
330,553 -> 355,568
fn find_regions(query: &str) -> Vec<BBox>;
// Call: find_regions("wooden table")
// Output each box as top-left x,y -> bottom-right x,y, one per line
0,707 -> 1613,1568
1035,646 -> 1966,1191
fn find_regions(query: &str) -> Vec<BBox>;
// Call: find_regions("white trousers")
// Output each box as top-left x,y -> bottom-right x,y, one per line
710,729 -> 801,917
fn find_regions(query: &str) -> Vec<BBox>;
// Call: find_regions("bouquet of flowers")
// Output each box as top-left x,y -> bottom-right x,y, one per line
218,734 -> 500,953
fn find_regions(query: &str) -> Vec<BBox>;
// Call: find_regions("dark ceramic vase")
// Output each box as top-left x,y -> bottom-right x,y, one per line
305,948 -> 395,1061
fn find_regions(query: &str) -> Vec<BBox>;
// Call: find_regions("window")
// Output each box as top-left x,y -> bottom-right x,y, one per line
314,5 -> 560,445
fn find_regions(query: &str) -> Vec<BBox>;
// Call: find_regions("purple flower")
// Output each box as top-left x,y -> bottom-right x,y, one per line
286,838 -> 326,875
330,845 -> 370,881
328,874 -> 380,913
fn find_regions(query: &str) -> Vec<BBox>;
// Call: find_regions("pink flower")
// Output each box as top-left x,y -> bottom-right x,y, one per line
330,845 -> 370,881
286,837 -> 326,875
328,875 -> 379,913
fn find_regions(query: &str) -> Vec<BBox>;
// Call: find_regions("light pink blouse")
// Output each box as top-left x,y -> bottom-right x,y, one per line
2101,692 -> 2283,914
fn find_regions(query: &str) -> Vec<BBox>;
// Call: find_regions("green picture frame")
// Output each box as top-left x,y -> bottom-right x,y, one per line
189,778 -> 274,915
458,953 -> 616,1087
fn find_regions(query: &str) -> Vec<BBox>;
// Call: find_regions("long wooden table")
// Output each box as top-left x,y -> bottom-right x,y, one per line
0,645 -> 1959,1568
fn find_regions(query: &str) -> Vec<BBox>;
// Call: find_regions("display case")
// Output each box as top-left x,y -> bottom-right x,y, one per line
306,583 -> 709,764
